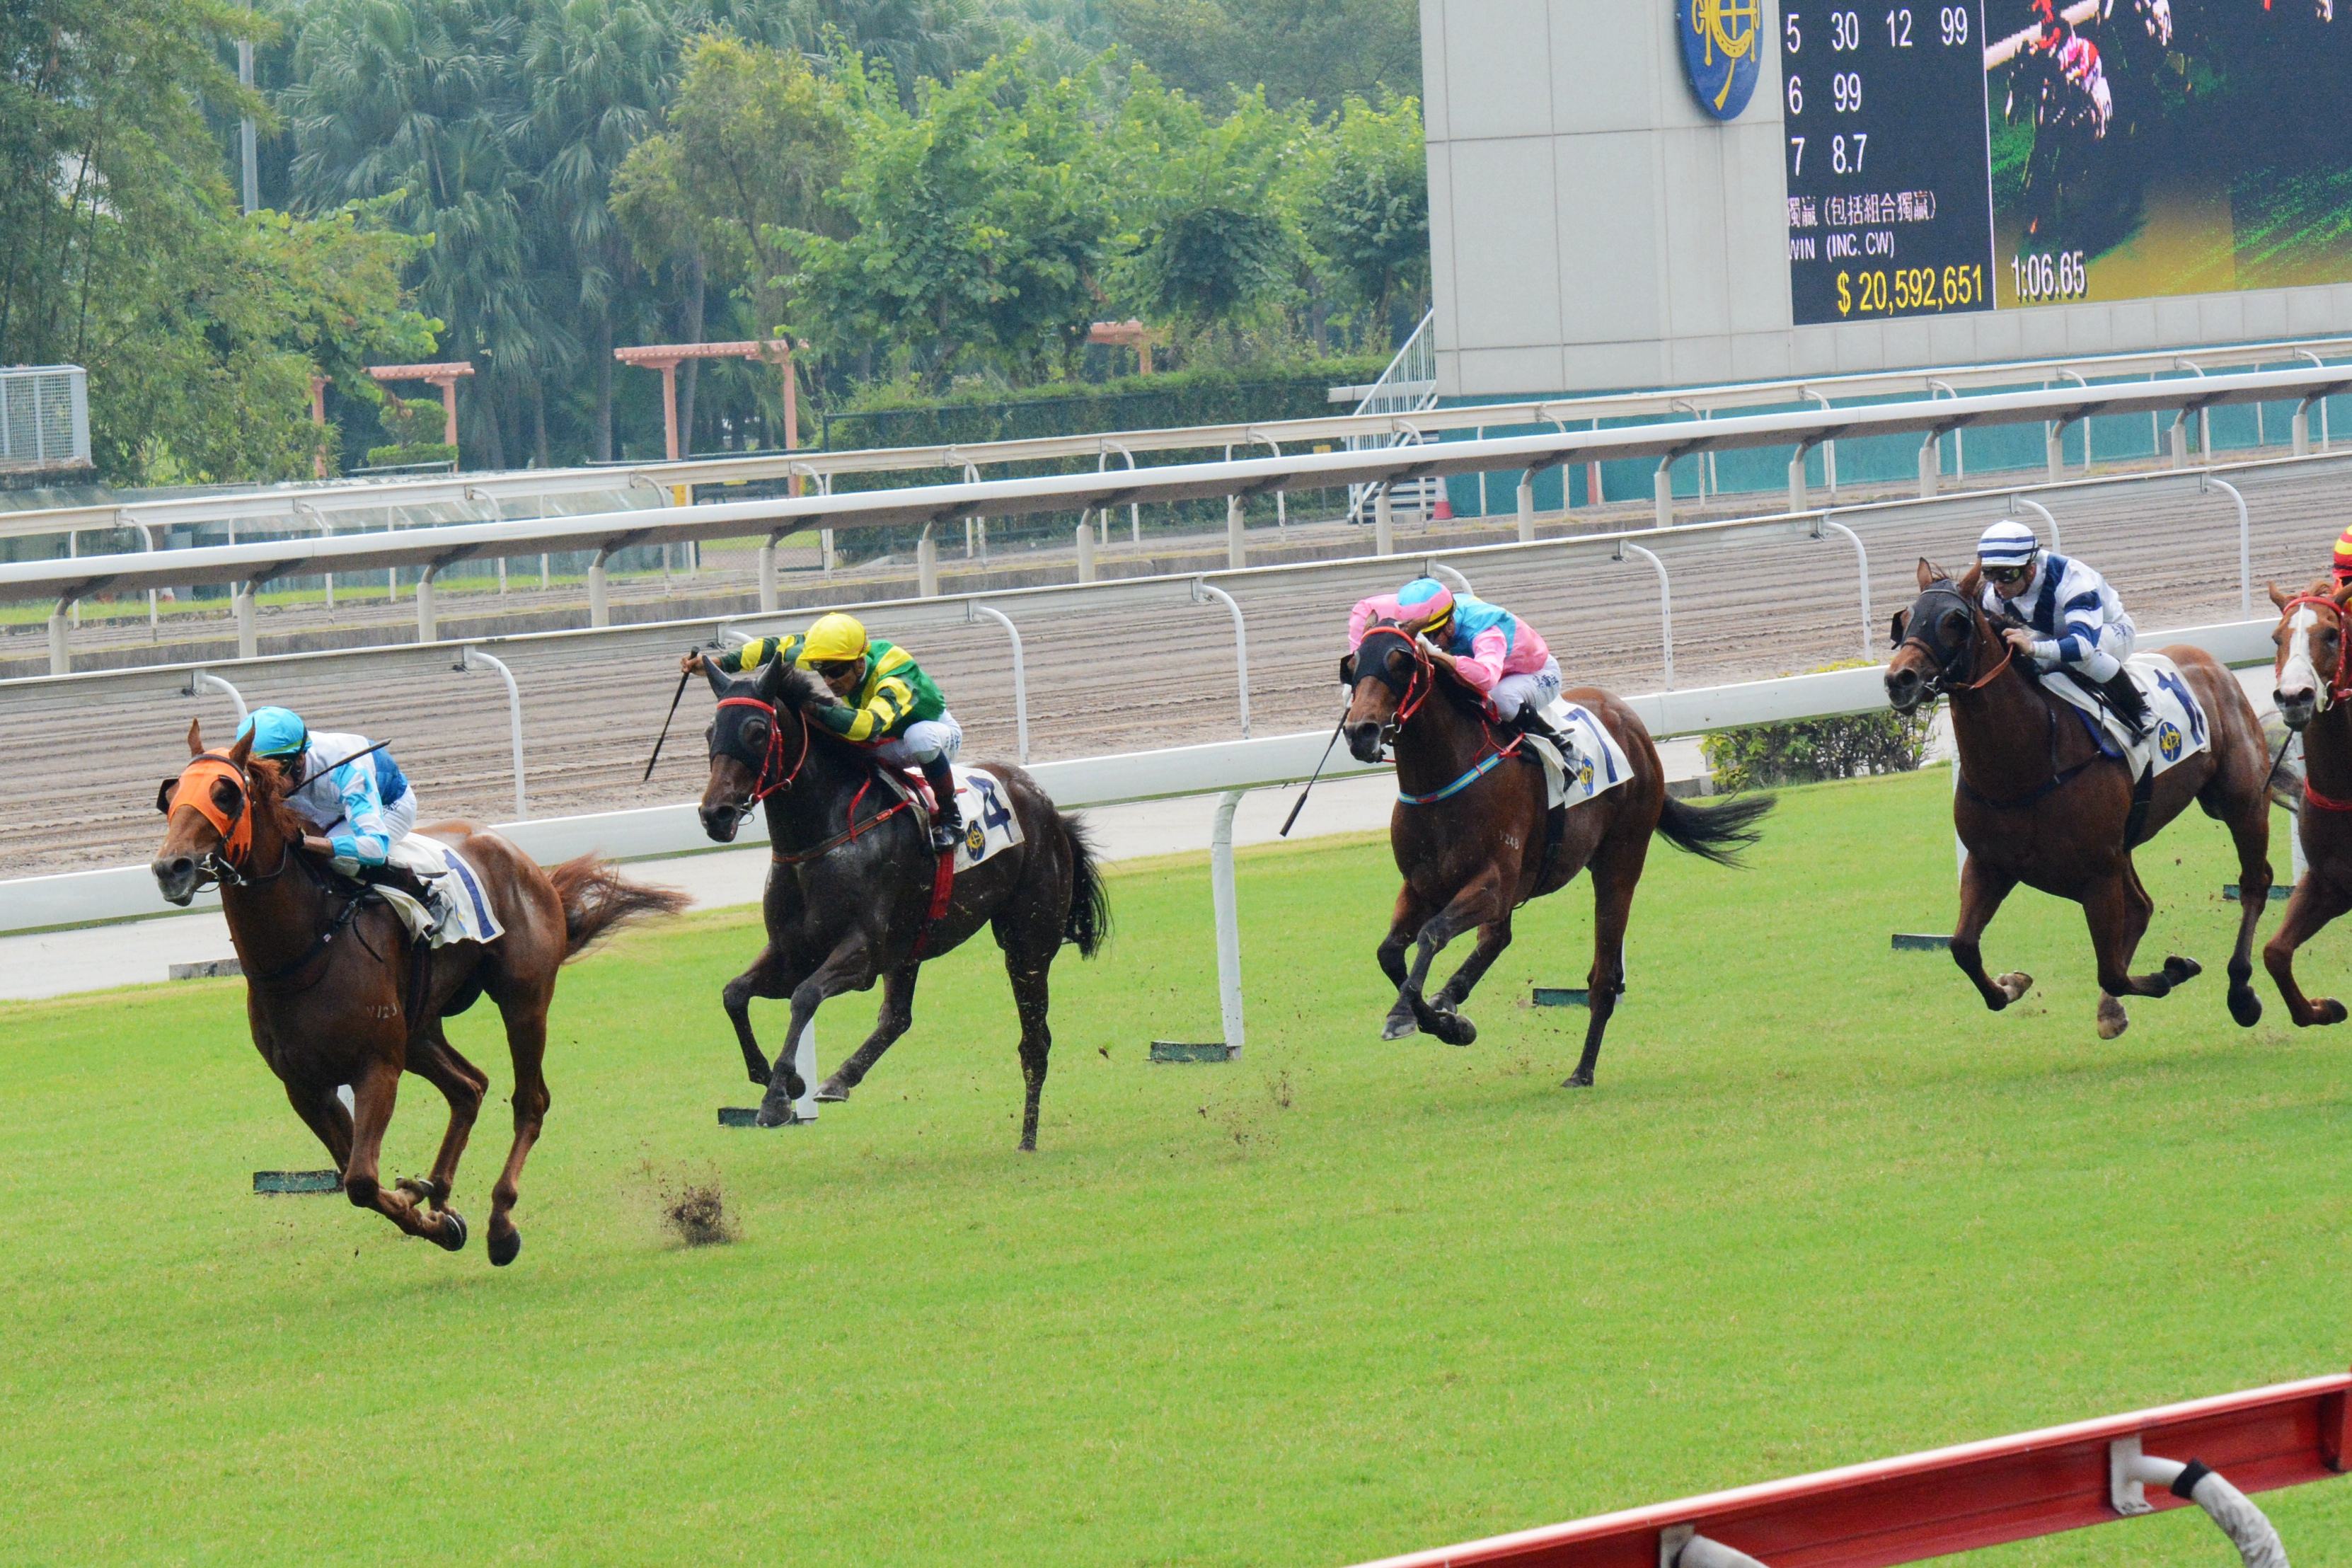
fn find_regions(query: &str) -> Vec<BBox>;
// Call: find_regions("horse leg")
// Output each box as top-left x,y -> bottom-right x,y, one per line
343,1055 -> 466,1251
817,964 -> 918,1102
757,932 -> 878,1126
1377,884 -> 1434,1042
2220,807 -> 2273,1027
282,1077 -> 353,1175
483,988 -> 553,1267
1949,855 -> 2032,1010
1004,945 -> 1057,1153
2085,867 -> 2194,1040
1402,872 -> 1509,1047
1565,832 -> 1647,1090
1431,916 -> 1512,1018
723,942 -> 804,1088
2263,877 -> 2352,1027
398,1022 -> 488,1211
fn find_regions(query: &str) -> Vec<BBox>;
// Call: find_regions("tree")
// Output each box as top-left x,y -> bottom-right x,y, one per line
1294,92 -> 1427,333
1102,0 -> 1418,113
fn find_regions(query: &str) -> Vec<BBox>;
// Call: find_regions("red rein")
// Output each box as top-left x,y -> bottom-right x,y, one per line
716,695 -> 809,804
2279,594 -> 2352,814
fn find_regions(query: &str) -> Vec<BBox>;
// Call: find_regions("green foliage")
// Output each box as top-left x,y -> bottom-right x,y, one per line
1701,662 -> 1930,792
1295,93 -> 1428,323
363,441 -> 459,467
1103,0 -> 1419,110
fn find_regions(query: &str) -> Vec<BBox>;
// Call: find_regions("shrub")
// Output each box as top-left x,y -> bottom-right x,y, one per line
1701,660 -> 1929,790
363,442 -> 459,468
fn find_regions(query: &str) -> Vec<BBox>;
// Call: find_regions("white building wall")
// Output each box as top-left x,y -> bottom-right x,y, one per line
1420,0 -> 2352,398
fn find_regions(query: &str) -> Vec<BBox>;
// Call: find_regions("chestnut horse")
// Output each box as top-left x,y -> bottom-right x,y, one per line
1341,621 -> 1774,1086
1884,561 -> 2276,1038
696,657 -> 1109,1147
152,720 -> 684,1262
2261,578 -> 2352,1026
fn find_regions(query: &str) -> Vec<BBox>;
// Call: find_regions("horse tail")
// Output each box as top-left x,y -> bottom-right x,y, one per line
545,854 -> 690,961
1059,814 -> 1112,957
1652,790 -> 1775,867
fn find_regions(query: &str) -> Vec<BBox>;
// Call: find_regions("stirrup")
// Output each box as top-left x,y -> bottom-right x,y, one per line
930,820 -> 963,853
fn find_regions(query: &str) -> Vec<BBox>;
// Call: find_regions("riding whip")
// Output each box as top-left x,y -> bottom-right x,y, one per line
1278,713 -> 1351,838
643,662 -> 696,783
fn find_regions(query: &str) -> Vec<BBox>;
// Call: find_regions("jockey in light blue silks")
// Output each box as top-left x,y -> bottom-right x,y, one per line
1973,518 -> 2147,737
234,706 -> 421,876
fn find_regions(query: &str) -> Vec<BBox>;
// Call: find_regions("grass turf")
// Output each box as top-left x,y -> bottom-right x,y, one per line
5,768 -> 2350,1567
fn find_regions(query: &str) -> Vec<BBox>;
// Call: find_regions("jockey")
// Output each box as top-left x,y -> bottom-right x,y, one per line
1347,577 -> 1572,750
2331,524 -> 2352,587
233,706 -> 443,916
1973,519 -> 2147,737
798,612 -> 967,853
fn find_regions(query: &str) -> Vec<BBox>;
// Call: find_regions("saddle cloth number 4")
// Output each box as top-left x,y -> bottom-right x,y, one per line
953,768 -> 1024,870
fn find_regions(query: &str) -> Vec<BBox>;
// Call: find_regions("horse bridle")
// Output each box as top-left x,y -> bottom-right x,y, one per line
2278,593 -> 2352,712
1351,626 -> 1436,755
1897,582 -> 2015,700
165,751 -> 296,890
713,694 -> 811,819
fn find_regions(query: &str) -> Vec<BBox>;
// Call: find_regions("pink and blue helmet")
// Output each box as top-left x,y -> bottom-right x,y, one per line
1395,577 -> 1455,634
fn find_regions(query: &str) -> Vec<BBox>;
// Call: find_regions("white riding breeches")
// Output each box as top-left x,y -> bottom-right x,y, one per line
2051,621 -> 2135,684
318,788 -> 417,846
1489,657 -> 1564,721
867,712 -> 962,768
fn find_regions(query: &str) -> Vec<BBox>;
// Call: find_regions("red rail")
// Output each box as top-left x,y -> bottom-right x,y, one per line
1351,1373 -> 2352,1568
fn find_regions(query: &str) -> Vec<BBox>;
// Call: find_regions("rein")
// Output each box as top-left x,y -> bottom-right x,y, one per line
717,694 -> 811,806
168,751 -> 300,890
770,776 -> 917,865
1909,583 -> 2105,809
1898,584 -> 2016,699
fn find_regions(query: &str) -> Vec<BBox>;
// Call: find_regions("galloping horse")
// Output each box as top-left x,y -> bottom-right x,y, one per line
1885,561 -> 2276,1038
2261,579 -> 2352,1025
152,721 -> 684,1262
696,657 -> 1109,1147
1341,619 -> 1774,1086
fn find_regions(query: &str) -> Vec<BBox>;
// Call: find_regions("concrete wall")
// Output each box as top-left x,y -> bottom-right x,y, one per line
1420,0 -> 2352,398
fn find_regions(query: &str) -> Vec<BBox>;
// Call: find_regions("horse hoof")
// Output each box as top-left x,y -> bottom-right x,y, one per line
814,1079 -> 850,1103
488,1228 -> 521,1267
754,1102 -> 806,1128
1562,1071 -> 1593,1089
1380,1014 -> 1417,1042
396,1175 -> 445,1209
437,1209 -> 468,1252
2227,987 -> 2264,1028
1438,1015 -> 1477,1047
2097,1003 -> 2129,1042
2317,999 -> 2351,1027
1998,972 -> 2033,1004
2163,955 -> 2202,985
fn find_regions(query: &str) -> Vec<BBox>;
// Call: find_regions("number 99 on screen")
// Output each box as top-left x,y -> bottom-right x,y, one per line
1835,264 -> 1985,316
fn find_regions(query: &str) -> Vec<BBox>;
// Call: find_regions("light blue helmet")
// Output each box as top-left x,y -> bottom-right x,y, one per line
1976,519 -> 2039,570
235,706 -> 309,759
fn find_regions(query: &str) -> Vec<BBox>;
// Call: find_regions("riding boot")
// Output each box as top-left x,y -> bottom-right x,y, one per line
2097,669 -> 2150,740
1512,699 -> 1576,759
357,863 -> 452,937
921,756 -> 964,854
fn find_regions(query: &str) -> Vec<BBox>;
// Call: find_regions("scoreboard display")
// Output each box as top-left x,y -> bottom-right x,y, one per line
1783,2 -> 1996,327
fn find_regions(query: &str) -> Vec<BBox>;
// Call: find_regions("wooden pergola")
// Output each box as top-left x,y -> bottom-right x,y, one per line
1087,319 -> 1159,374
367,361 -> 475,457
614,339 -> 799,463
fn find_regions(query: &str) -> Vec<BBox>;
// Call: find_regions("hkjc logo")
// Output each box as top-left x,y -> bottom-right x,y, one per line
965,820 -> 988,857
2157,720 -> 2184,762
1677,0 -> 1761,120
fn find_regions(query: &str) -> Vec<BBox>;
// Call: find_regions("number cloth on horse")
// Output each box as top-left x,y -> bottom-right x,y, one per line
1528,701 -> 1635,810
2036,651 -> 2213,781
366,834 -> 508,947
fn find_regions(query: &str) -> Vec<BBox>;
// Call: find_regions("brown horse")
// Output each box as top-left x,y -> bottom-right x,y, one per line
696,658 -> 1109,1147
151,720 -> 684,1262
2261,578 -> 2352,1026
1341,621 -> 1774,1086
1884,560 -> 2276,1038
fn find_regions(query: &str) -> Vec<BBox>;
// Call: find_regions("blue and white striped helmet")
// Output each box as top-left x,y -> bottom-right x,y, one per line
1976,519 -> 2039,569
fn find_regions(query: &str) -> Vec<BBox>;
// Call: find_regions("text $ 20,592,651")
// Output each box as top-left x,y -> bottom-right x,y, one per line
1836,263 -> 1986,316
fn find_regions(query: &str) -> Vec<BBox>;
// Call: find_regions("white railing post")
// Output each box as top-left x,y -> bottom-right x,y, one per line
1210,788 -> 1246,1056
47,598 -> 72,675
417,563 -> 439,643
185,667 -> 249,723
1812,513 -> 1871,660
1516,471 -> 1535,543
1375,484 -> 1395,555
1226,494 -> 1245,570
2206,475 -> 2252,622
967,604 -> 1029,764
758,529 -> 782,613
1918,431 -> 1941,499
1615,541 -> 1673,688
587,549 -> 611,628
917,526 -> 939,598
2010,495 -> 2062,552
235,580 -> 258,659
456,647 -> 526,820
1654,457 -> 1676,529
1192,579 -> 1251,737
1075,521 -> 1096,584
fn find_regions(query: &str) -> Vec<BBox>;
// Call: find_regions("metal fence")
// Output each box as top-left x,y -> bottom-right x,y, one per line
0,366 -> 88,475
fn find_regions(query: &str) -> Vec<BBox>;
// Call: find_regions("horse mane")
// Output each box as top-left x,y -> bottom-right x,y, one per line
759,661 -> 836,717
241,756 -> 312,846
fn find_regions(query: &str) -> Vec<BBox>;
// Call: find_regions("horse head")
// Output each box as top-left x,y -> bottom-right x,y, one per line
1884,559 -> 2000,717
2269,577 -> 2352,731
1341,618 -> 1435,763
152,718 -> 267,904
698,655 -> 821,842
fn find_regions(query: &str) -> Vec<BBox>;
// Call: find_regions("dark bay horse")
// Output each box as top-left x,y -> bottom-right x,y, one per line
696,657 -> 1109,1147
2261,579 -> 2352,1026
1341,621 -> 1774,1087
153,720 -> 684,1263
1884,561 -> 2276,1038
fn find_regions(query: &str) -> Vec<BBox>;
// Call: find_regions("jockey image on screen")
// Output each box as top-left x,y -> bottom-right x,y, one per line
1973,519 -> 2147,738
1347,577 -> 1574,751
795,613 -> 967,853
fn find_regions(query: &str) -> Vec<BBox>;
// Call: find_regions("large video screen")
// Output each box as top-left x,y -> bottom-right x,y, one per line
1784,1 -> 2352,326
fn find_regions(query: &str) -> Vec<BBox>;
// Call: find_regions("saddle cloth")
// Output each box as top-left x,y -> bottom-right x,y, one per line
2039,652 -> 2210,781
1523,700 -> 1634,811
885,766 -> 1025,872
370,834 -> 505,948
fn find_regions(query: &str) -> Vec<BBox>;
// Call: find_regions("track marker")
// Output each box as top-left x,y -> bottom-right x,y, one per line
1891,933 -> 1953,951
717,1107 -> 806,1127
2223,884 -> 2293,903
1150,1041 -> 1237,1063
1531,986 -> 1590,1007
252,1170 -> 340,1194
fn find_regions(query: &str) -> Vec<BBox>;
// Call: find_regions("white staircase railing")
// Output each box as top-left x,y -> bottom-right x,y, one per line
1346,311 -> 1440,525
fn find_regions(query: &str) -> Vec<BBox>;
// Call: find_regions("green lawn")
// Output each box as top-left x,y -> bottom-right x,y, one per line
6,769 -> 2351,1567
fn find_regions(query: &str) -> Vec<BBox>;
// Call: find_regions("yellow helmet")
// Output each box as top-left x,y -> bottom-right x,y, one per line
801,612 -> 870,664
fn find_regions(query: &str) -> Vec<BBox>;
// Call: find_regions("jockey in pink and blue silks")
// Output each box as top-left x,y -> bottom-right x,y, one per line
1347,577 -> 1572,748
